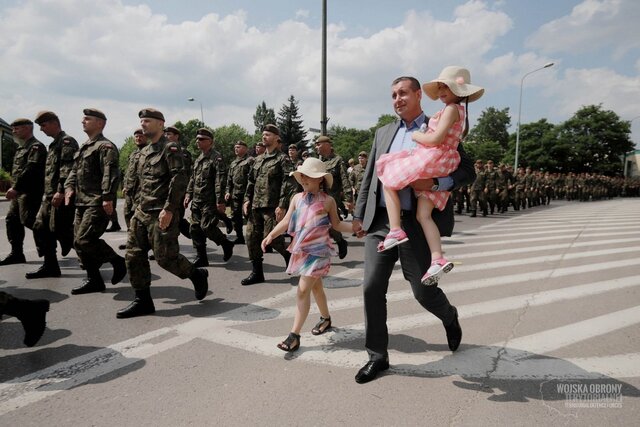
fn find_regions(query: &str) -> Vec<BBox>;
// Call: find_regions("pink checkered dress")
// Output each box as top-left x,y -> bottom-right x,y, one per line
376,104 -> 464,211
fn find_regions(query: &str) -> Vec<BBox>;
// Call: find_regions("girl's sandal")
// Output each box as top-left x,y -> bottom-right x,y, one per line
277,332 -> 300,352
311,316 -> 332,335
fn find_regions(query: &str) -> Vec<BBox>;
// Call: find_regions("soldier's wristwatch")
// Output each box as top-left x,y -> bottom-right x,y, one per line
431,178 -> 440,191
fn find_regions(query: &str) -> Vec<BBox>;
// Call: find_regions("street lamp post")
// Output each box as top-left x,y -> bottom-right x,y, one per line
514,62 -> 554,170
187,97 -> 204,123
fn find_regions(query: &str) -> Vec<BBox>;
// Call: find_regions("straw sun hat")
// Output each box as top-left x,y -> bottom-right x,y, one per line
422,66 -> 484,102
290,157 -> 333,189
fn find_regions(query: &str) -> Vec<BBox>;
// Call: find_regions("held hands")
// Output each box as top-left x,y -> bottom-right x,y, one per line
158,209 -> 173,231
352,218 -> 366,238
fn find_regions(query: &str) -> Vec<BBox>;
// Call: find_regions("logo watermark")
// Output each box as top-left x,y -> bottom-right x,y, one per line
557,382 -> 623,408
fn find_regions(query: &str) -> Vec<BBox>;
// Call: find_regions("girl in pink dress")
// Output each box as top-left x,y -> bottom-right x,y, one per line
376,66 -> 484,286
262,157 -> 351,352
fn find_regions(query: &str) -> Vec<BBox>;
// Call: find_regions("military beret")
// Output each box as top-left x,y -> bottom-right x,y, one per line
133,128 -> 144,135
83,108 -> 107,120
164,125 -> 180,135
34,111 -> 59,125
234,140 -> 247,147
196,128 -> 213,139
315,135 -> 332,144
138,108 -> 165,121
358,151 -> 368,157
11,118 -> 33,126
263,124 -> 280,136
288,144 -> 298,150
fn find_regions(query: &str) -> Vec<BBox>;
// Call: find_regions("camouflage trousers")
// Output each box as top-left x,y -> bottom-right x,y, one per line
246,207 -> 287,261
5,194 -> 43,254
33,197 -> 75,258
125,211 -> 194,290
469,189 -> 486,213
73,206 -> 118,270
123,194 -> 136,230
190,202 -> 226,248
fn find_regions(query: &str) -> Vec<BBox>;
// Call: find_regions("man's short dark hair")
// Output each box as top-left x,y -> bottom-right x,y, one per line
392,76 -> 420,91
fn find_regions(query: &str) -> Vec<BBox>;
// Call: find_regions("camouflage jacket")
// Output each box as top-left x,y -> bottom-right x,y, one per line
244,150 -> 295,209
349,164 -> 366,195
134,136 -> 186,218
226,154 -> 254,200
12,136 -> 47,196
320,153 -> 353,206
123,144 -> 146,203
187,148 -> 226,205
470,169 -> 486,191
43,131 -> 78,197
65,133 -> 119,206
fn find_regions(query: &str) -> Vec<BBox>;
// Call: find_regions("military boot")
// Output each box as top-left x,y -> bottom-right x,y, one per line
470,210 -> 477,218
71,267 -> 106,295
25,254 -> 61,279
4,297 -> 50,347
221,239 -> 234,262
179,218 -> 192,239
241,260 -> 265,286
223,215 -> 234,235
0,251 -> 27,266
193,246 -> 209,267
116,288 -> 155,319
190,267 -> 209,300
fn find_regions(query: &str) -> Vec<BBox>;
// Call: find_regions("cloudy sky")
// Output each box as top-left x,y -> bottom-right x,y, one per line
1,0 -> 639,148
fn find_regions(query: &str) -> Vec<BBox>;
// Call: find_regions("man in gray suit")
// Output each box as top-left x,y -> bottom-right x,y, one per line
351,76 -> 475,384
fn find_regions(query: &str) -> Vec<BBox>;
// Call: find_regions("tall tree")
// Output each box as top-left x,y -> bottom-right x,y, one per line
328,125 -> 373,162
211,124 -> 252,163
467,107 -> 511,148
173,119 -> 207,158
253,101 -> 276,135
277,95 -> 307,149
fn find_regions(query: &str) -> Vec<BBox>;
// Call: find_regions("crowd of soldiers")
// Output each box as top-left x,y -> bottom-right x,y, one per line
0,109 -> 364,346
453,159 -> 639,217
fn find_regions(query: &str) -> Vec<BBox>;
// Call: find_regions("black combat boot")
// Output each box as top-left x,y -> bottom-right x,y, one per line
179,218 -> 192,239
190,268 -> 209,300
25,254 -> 61,279
337,239 -> 348,259
0,251 -> 27,266
223,215 -> 233,235
111,255 -> 127,284
241,260 -> 264,286
470,210 -> 477,217
116,287 -> 155,319
71,267 -> 106,295
193,246 -> 209,267
4,297 -> 50,347
221,239 -> 234,262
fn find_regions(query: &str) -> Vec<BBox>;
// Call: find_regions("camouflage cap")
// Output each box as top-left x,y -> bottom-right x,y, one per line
138,108 -> 165,121
83,108 -> 107,120
195,128 -> 213,139
34,111 -> 59,125
11,118 -> 33,126
263,124 -> 279,136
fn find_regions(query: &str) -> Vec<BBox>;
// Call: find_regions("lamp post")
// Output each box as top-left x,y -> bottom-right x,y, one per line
514,62 -> 554,170
187,97 -> 204,123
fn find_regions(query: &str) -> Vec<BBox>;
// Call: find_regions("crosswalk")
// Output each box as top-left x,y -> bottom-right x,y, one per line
1,199 -> 639,414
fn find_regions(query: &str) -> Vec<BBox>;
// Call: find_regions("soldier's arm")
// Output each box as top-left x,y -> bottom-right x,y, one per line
339,159 -> 353,205
164,143 -> 187,214
244,161 -> 256,206
278,156 -> 296,209
215,155 -> 227,205
14,143 -> 46,193
99,143 -> 119,202
58,138 -> 79,194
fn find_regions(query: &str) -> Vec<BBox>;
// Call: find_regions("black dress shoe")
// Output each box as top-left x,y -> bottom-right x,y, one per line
116,298 -> 155,319
0,252 -> 26,266
71,278 -> 106,295
111,255 -> 127,284
190,268 -> 209,300
241,271 -> 265,286
25,264 -> 61,279
445,306 -> 462,352
355,359 -> 390,384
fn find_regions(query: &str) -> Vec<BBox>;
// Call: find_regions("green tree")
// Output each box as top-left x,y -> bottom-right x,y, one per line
1,135 -> 17,175
211,124 -> 252,162
118,136 -> 136,172
465,140 -> 504,164
253,101 -> 276,136
504,119 -> 557,170
328,125 -> 373,161
276,95 -> 307,149
173,119 -> 207,157
467,107 -> 510,148
372,114 -> 397,132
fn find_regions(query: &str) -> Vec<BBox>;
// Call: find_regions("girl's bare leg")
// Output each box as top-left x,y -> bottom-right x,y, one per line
383,185 -> 403,231
291,276 -> 318,334
311,278 -> 330,318
416,196 -> 443,260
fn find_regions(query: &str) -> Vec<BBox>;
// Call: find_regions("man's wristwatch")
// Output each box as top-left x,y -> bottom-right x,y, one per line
431,178 -> 439,191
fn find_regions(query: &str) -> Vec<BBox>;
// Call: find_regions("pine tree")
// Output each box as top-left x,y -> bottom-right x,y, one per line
276,95 -> 307,149
253,101 -> 276,135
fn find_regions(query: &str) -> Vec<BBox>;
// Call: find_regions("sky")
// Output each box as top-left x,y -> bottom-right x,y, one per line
1,0 -> 639,149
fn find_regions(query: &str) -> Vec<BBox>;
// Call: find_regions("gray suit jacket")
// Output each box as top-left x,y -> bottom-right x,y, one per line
354,119 -> 476,236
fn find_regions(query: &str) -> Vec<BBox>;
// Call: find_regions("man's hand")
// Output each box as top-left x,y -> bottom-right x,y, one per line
243,201 -> 250,217
224,193 -> 231,202
158,209 -> 173,231
275,207 -> 285,222
352,218 -> 366,238
409,178 -> 435,192
65,189 -> 75,205
103,200 -> 114,216
183,196 -> 191,209
5,188 -> 17,200
52,192 -> 65,208
217,203 -> 226,214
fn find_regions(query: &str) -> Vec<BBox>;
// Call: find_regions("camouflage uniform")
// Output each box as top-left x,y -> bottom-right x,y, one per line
349,163 -> 366,203
320,151 -> 352,255
226,151 -> 254,242
186,147 -> 234,265
122,144 -> 146,228
514,170 -> 526,210
484,166 -> 499,214
469,166 -> 487,216
0,135 -> 47,264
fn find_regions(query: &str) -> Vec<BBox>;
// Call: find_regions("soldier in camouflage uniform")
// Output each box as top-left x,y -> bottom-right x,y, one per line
122,129 -> 147,229
184,128 -> 234,267
117,109 -> 209,318
524,166 -> 535,207
0,290 -> 49,347
315,135 -> 352,258
165,125 -> 193,240
0,119 -> 47,267
483,160 -> 498,214
64,109 -> 126,294
27,111 -> 78,279
241,124 -> 295,286
225,140 -> 254,244
496,163 -> 511,213
469,159 -> 486,217
349,151 -> 368,205
514,167 -> 527,210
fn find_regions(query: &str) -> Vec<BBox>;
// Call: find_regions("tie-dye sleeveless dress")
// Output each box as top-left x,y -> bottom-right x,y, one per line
285,191 -> 337,277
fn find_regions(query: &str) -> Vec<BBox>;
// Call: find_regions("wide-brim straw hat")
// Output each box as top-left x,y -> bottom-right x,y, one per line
290,157 -> 333,189
422,66 -> 484,102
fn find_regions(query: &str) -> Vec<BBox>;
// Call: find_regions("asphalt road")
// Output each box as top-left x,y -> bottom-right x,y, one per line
1,198 -> 639,426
